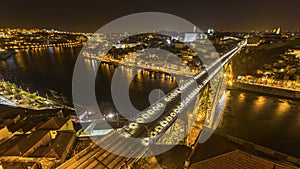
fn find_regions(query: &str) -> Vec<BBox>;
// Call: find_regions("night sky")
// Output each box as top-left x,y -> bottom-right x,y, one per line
0,0 -> 299,32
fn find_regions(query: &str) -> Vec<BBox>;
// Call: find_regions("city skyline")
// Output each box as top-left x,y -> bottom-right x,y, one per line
1,3 -> 300,168
0,0 -> 299,32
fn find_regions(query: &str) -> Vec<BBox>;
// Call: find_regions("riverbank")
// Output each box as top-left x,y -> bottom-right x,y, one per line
0,80 -> 74,110
232,81 -> 300,99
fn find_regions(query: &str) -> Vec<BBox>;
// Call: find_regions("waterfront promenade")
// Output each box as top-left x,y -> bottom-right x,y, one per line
232,81 -> 300,99
0,80 -> 73,110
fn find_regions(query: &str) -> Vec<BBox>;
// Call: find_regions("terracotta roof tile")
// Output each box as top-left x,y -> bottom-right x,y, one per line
38,117 -> 70,130
190,150 -> 295,169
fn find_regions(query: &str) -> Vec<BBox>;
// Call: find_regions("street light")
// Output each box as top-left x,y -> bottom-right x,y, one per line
107,113 -> 114,119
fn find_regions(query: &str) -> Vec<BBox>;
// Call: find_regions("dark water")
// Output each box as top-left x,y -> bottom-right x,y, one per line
0,46 -> 178,110
94,62 -> 178,115
0,47 -> 79,99
1,47 -> 300,157
220,90 -> 300,157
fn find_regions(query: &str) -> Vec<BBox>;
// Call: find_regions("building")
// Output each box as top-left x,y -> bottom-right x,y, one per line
29,131 -> 76,162
0,109 -> 76,169
0,130 -> 51,157
37,117 -> 74,139
0,130 -> 76,169
0,106 -> 21,122
207,28 -> 214,35
0,106 -> 24,142
184,33 -> 199,42
0,32 -> 5,37
0,126 -> 11,143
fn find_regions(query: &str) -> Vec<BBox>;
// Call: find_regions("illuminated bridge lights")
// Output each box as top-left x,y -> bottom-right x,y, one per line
170,112 -> 176,117
165,116 -> 173,122
206,47 -> 239,70
202,79 -> 209,86
160,120 -> 168,127
133,102 -> 167,123
121,122 -> 141,138
153,106 -> 160,111
146,110 -> 155,115
121,132 -> 131,138
179,80 -> 195,90
197,85 -> 203,90
129,122 -> 139,129
136,118 -> 144,123
150,131 -> 158,138
177,103 -> 184,109
155,126 -> 163,133
184,87 -> 201,104
164,90 -> 180,102
149,89 -> 202,139
198,84 -> 204,89
194,71 -> 206,80
142,113 -> 151,119
164,98 -> 171,102
142,137 -> 150,146
157,103 -> 164,108
113,42 -> 246,144
165,78 -> 199,104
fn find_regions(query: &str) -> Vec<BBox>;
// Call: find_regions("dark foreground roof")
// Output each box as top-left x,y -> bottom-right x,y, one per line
190,150 -> 296,169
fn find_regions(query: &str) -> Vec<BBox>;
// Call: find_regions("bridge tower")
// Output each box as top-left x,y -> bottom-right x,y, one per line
184,70 -> 228,168
155,85 -> 212,146
224,61 -> 233,87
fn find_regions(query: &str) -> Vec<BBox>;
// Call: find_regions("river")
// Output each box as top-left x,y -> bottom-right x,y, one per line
0,46 -> 299,157
220,89 -> 300,157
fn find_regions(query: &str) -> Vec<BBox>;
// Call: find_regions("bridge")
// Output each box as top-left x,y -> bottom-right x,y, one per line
59,40 -> 247,169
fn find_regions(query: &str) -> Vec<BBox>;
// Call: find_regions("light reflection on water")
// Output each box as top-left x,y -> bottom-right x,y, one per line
0,47 -> 81,99
95,63 -> 178,112
1,47 -> 300,157
276,100 -> 291,115
253,96 -> 266,112
238,92 -> 245,103
221,90 -> 300,157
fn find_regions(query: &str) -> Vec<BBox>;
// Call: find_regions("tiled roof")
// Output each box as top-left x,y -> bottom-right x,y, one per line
27,131 -> 75,159
3,130 -> 49,156
20,121 -> 37,133
7,120 -> 26,133
38,117 -> 70,130
0,107 -> 22,119
44,131 -> 76,158
0,105 -> 12,112
0,135 -> 27,155
0,161 -> 38,169
190,150 -> 295,169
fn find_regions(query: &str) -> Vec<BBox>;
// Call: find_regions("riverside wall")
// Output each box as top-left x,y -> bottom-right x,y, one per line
232,81 -> 300,99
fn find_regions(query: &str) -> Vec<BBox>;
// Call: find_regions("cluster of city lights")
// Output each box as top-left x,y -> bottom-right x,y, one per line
117,40 -> 247,146
119,71 -> 206,144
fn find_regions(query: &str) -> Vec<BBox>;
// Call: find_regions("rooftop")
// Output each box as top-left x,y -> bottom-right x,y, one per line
0,106 -> 21,119
28,131 -> 76,159
190,150 -> 295,169
0,130 -> 49,156
37,117 -> 70,130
